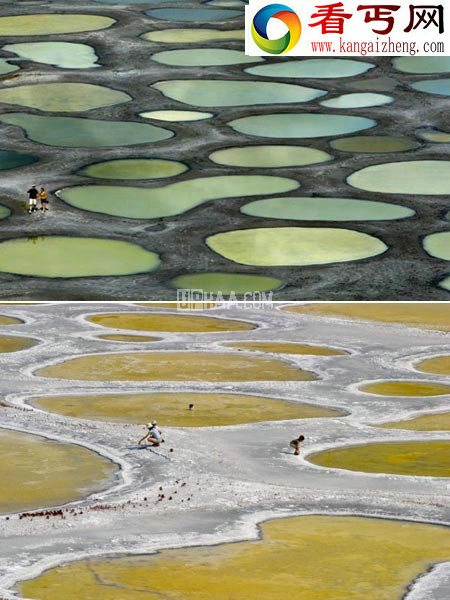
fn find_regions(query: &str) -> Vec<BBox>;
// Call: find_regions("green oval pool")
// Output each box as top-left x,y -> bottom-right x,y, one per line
0,204 -> 11,220
246,58 -> 374,78
0,14 -> 115,35
423,232 -> 450,260
19,516 -> 450,600
153,80 -> 325,107
330,136 -> 418,153
0,237 -> 160,278
142,28 -> 244,43
206,227 -> 387,266
2,42 -> 100,69
309,440 -> 450,477
439,276 -> 450,291
151,49 -> 262,67
135,302 -> 219,309
140,110 -> 212,121
348,161 -> 450,195
145,8 -> 241,21
393,56 -> 450,73
241,197 -> 414,221
411,78 -> 450,96
320,93 -> 393,108
0,82 -> 130,112
79,159 -> 187,180
57,175 -> 299,219
0,149 -> 38,170
209,145 -> 332,167
0,113 -> 173,147
228,113 -> 376,138
0,57 -> 19,75
170,272 -> 282,294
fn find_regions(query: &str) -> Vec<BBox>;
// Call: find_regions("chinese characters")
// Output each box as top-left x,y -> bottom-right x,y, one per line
357,4 -> 400,35
308,2 -> 445,35
404,4 -> 444,33
309,2 -> 352,34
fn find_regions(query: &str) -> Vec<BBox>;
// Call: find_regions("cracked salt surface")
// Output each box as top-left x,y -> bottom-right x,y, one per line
0,303 -> 448,599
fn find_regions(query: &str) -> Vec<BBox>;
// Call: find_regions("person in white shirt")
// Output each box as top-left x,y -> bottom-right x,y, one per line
138,420 -> 163,447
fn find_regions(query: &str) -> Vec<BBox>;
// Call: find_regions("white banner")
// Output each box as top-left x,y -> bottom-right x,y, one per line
245,0 -> 448,56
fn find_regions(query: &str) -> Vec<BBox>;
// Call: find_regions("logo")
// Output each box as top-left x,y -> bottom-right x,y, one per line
177,289 -> 274,307
251,3 -> 302,54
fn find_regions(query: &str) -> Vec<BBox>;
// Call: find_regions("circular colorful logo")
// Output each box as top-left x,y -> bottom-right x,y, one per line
251,4 -> 301,54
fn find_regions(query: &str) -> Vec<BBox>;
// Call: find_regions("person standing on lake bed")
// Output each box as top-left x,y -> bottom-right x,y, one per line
39,187 -> 49,211
27,184 -> 39,213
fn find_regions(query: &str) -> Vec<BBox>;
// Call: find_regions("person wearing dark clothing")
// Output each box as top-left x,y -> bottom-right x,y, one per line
290,435 -> 305,456
27,185 -> 39,213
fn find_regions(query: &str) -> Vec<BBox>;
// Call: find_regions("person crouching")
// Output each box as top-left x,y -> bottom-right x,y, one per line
138,420 -> 163,447
290,435 -> 305,456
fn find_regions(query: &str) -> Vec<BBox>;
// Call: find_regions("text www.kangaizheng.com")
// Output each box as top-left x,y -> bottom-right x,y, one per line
310,38 -> 445,56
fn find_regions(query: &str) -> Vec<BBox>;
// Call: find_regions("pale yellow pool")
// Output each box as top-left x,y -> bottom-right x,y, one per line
0,14 -> 115,35
0,83 -> 130,112
207,227 -> 387,266
142,28 -> 244,43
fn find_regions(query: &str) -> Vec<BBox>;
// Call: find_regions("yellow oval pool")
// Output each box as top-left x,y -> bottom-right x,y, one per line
37,352 -> 317,382
88,313 -> 254,333
361,381 -> 450,396
0,429 -> 117,514
308,440 -> 450,477
19,516 -> 450,600
30,392 -> 343,426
